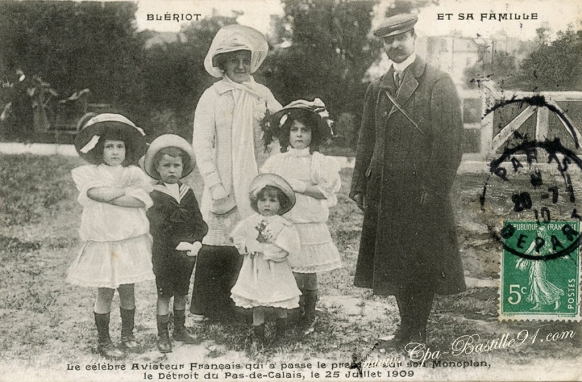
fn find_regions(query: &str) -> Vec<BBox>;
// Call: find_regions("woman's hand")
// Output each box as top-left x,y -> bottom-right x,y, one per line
210,184 -> 235,214
211,184 -> 229,200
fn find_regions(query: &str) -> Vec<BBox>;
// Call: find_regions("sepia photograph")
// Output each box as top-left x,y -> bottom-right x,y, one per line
0,0 -> 581,381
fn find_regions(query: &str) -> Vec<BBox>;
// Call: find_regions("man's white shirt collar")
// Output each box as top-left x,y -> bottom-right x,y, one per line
391,53 -> 417,73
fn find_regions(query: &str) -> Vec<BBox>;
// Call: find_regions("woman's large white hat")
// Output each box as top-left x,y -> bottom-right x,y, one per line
204,24 -> 268,78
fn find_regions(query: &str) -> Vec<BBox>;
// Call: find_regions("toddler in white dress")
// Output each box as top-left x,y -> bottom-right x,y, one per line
230,173 -> 301,344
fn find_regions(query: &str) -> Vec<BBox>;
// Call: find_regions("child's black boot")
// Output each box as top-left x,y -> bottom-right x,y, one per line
94,312 -> 124,359
120,307 -> 139,351
157,314 -> 172,353
252,324 -> 265,344
301,290 -> 318,336
271,317 -> 287,345
173,309 -> 199,344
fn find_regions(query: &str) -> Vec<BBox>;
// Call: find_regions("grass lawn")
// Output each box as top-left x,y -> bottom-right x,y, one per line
0,154 -> 580,381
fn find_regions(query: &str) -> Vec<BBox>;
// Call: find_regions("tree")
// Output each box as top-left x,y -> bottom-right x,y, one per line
512,28 -> 582,91
263,0 -> 381,146
263,0 -> 441,150
534,26 -> 551,45
463,48 -> 519,89
385,0 -> 438,17
0,1 -> 148,132
141,13 -> 239,139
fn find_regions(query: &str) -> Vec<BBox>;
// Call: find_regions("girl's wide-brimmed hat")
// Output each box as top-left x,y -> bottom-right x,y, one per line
204,24 -> 268,78
269,98 -> 334,140
74,113 -> 146,165
249,173 -> 296,215
142,134 -> 196,180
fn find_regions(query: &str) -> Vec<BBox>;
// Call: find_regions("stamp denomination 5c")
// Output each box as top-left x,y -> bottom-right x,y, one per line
500,221 -> 581,321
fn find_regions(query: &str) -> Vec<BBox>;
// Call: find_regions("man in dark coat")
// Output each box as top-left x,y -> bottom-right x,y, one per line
350,13 -> 466,347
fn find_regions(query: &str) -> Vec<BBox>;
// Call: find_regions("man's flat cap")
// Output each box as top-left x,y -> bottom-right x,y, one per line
374,14 -> 418,38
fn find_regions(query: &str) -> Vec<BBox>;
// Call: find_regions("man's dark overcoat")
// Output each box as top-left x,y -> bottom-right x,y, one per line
350,56 -> 466,296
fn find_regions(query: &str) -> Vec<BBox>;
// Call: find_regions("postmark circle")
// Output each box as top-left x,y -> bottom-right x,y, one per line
479,95 -> 582,261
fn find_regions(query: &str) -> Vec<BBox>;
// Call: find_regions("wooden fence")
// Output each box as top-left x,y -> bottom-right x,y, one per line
460,85 -> 582,167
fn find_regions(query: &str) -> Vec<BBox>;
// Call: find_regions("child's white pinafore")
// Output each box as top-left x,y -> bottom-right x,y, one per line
66,164 -> 154,288
230,214 -> 301,309
261,148 -> 342,273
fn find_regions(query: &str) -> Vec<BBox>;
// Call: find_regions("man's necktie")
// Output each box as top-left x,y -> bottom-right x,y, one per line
394,70 -> 402,88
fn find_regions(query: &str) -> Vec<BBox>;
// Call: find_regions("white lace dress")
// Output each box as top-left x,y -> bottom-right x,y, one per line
230,214 -> 301,309
66,164 -> 154,288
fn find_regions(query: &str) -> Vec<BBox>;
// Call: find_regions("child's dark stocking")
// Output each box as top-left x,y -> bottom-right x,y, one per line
94,312 -> 124,359
120,307 -> 138,350
173,309 -> 199,344
302,289 -> 318,335
157,314 -> 172,353
252,308 -> 266,344
273,309 -> 288,344
294,273 -> 318,335
298,294 -> 306,319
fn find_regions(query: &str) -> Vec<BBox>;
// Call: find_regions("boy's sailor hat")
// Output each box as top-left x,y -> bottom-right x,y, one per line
142,134 -> 196,180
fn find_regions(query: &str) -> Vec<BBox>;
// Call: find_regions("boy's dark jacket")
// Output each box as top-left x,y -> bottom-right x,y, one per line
147,183 -> 208,251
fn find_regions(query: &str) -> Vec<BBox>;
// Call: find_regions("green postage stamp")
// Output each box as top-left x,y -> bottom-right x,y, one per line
500,221 -> 581,321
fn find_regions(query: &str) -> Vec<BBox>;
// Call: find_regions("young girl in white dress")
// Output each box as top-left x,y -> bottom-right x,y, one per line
67,114 -> 154,359
261,99 -> 342,335
230,173 -> 301,344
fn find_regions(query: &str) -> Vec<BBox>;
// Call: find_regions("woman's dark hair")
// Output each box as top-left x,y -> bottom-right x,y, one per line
213,49 -> 252,72
151,147 -> 191,178
277,109 -> 325,153
251,185 -> 291,215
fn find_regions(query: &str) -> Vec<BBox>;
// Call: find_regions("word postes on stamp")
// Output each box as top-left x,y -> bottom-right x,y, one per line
500,221 -> 580,321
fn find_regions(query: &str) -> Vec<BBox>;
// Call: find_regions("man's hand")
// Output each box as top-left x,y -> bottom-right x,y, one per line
352,193 -> 365,211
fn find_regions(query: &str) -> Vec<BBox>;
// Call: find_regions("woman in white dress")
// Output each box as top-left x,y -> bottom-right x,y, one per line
190,24 -> 282,321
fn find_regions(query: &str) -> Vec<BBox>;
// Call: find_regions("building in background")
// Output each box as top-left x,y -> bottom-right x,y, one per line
423,32 -> 489,86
